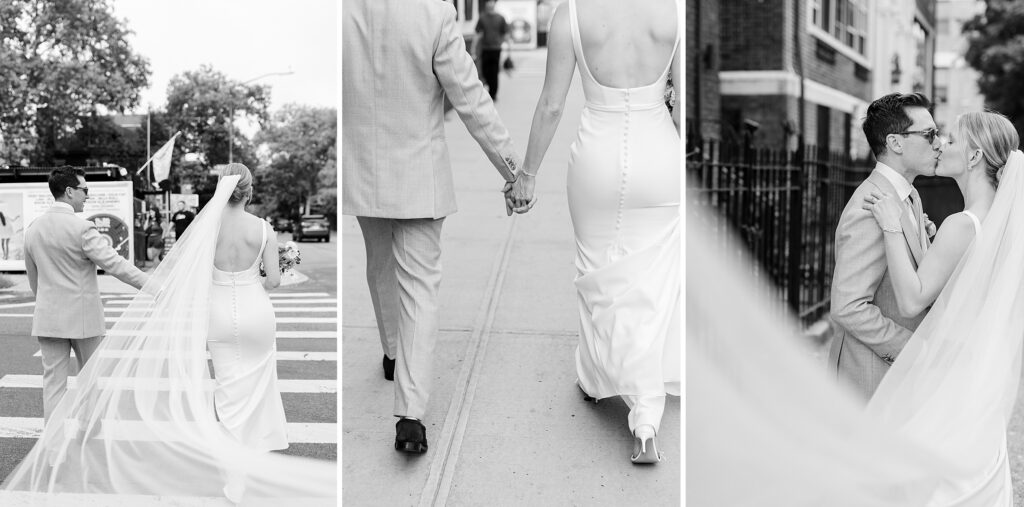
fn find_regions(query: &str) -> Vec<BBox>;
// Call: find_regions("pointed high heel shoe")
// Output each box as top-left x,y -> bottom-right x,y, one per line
631,425 -> 663,464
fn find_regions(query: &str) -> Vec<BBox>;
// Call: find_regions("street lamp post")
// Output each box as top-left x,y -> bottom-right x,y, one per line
228,70 -> 294,163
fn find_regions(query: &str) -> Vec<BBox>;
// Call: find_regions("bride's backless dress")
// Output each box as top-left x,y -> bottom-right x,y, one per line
566,0 -> 681,433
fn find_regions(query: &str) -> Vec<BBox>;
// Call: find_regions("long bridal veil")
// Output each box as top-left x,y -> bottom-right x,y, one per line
867,150 -> 1024,502
686,203 -> 951,506
689,150 -> 1024,505
1,175 -> 335,505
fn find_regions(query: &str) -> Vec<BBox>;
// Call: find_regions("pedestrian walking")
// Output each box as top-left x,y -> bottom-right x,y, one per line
472,0 -> 510,101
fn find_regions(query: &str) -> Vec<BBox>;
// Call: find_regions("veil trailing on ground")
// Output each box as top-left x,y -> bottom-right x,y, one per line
866,150 -> 1024,503
687,201 -> 954,506
1,175 -> 335,505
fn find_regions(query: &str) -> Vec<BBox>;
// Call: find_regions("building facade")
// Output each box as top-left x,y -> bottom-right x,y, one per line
686,0 -> 722,142
933,0 -> 985,133
710,0 -> 936,158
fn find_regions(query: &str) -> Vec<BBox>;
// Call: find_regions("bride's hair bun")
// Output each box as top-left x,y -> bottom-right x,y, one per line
956,111 -> 1018,189
220,163 -> 253,204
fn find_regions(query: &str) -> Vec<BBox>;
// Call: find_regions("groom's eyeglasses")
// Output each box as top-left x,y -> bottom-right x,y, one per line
71,186 -> 89,196
897,128 -> 941,144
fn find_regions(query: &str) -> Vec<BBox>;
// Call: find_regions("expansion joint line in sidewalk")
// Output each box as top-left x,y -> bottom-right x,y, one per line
419,214 -> 520,507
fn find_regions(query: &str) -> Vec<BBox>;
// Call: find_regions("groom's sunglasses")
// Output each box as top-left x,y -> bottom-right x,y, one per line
70,186 -> 89,196
897,128 -> 941,144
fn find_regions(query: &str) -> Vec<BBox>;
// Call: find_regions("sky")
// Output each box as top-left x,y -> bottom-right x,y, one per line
110,0 -> 337,113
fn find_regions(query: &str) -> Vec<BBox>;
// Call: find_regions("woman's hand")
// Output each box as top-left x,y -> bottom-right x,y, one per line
504,172 -> 537,214
862,191 -> 904,232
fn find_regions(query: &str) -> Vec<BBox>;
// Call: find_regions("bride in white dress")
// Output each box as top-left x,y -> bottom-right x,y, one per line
689,112 -> 1024,505
208,164 -> 288,452
1,168 -> 334,504
509,0 -> 680,463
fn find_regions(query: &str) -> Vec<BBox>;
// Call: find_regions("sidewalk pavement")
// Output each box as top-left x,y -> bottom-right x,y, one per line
342,49 -> 680,506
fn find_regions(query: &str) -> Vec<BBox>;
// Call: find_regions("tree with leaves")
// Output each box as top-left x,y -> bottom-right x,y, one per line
163,65 -> 271,194
256,105 -> 337,222
964,1 -> 1024,133
0,0 -> 150,166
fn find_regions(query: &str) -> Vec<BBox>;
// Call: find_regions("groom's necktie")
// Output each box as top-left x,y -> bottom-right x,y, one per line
908,188 -> 928,252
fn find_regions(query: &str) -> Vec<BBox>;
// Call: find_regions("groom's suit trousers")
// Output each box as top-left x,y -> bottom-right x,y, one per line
37,336 -> 102,422
357,216 -> 444,420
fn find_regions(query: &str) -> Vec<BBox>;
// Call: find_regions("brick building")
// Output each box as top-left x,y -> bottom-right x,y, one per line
706,0 -> 936,158
686,0 -> 721,142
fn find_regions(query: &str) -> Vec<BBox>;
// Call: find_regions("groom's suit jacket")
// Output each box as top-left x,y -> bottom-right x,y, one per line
24,203 -> 148,339
828,168 -> 929,400
342,0 -> 518,219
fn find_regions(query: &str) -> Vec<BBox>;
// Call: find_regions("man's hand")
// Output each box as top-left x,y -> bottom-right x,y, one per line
507,172 -> 537,214
500,172 -> 537,215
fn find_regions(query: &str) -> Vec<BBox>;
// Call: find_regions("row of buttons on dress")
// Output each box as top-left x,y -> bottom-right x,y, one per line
610,90 -> 631,263
616,90 -> 631,231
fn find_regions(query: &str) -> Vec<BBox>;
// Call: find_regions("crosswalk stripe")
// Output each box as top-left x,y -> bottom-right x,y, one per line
0,314 -> 339,325
103,307 -> 336,314
103,292 -> 329,300
0,302 -> 34,310
277,331 -> 336,339
0,491 -> 334,506
0,375 -> 336,393
100,316 -> 337,324
0,417 -> 336,443
32,350 -> 337,361
99,330 -> 336,339
105,298 -> 337,306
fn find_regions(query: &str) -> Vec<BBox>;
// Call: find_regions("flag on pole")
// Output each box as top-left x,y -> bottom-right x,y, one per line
151,136 -> 176,183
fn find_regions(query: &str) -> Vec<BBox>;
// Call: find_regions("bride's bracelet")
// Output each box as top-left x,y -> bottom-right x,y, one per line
521,170 -> 537,177
881,224 -> 902,234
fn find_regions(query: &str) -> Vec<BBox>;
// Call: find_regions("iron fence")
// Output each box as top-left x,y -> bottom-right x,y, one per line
687,138 -> 872,326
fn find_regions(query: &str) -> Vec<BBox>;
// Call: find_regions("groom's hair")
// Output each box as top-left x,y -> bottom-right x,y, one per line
863,92 -> 932,157
48,166 -> 86,199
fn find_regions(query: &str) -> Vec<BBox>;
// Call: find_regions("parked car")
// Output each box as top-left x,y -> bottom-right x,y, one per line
273,216 -> 293,233
293,214 -> 331,242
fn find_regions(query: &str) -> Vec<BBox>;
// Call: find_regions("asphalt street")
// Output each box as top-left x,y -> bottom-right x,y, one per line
0,231 -> 338,489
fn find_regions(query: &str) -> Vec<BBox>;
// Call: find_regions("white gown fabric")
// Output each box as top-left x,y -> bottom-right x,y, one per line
209,223 -> 289,452
867,152 -> 1024,505
688,150 -> 1024,506
568,0 -> 681,415
1,175 -> 335,505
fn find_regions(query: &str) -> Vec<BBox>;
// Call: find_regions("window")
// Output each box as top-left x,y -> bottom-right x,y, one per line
812,0 -> 868,57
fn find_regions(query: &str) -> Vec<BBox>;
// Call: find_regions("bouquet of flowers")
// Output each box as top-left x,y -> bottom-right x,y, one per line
260,241 -> 301,277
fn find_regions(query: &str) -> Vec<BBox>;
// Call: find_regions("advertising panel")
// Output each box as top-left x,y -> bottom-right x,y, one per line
0,181 -> 135,271
495,0 -> 538,50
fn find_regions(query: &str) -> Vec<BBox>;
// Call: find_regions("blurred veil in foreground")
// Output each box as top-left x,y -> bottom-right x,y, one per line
1,175 -> 335,506
685,200 -> 950,506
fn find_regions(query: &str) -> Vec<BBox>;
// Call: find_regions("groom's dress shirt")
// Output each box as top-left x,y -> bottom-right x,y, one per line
342,0 -> 519,220
874,162 -> 920,235
25,202 -> 148,338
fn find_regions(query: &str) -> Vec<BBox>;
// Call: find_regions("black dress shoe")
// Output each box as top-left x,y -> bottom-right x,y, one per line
383,355 -> 395,381
395,418 -> 428,454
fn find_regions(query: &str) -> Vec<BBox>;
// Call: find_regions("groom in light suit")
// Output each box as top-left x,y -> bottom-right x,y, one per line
24,167 -> 149,421
829,93 -> 941,400
343,0 -> 524,453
